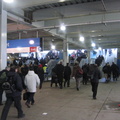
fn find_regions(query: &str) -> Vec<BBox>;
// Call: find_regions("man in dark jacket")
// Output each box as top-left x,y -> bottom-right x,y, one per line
111,62 -> 119,81
64,63 -> 71,87
0,67 -> 25,120
56,61 -> 64,89
102,63 -> 111,83
91,64 -> 101,99
0,66 -> 10,105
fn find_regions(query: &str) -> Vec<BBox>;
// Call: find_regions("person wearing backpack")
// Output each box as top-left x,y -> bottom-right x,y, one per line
72,62 -> 83,91
0,66 -> 10,105
0,66 -> 25,120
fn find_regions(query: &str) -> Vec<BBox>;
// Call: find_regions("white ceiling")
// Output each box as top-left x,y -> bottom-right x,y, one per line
4,0 -> 120,50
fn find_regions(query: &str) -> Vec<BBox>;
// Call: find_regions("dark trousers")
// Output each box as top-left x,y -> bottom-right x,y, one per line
57,76 -> 63,88
113,73 -> 117,81
91,82 -> 98,98
83,74 -> 88,85
0,90 -> 3,104
51,76 -> 58,87
1,96 -> 23,120
64,78 -> 70,87
26,92 -> 35,104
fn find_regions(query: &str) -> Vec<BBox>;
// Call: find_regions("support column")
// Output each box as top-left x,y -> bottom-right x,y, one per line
63,38 -> 68,66
0,2 -> 7,70
87,50 -> 91,64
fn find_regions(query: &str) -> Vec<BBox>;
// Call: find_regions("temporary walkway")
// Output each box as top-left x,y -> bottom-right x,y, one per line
0,78 -> 120,120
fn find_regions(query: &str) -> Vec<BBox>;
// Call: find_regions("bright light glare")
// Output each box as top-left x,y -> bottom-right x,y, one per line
51,45 -> 55,50
60,24 -> 66,31
42,112 -> 48,115
98,47 -> 102,50
3,0 -> 14,3
79,36 -> 84,42
91,43 -> 96,47
59,0 -> 65,2
29,40 -> 34,45
81,49 -> 84,53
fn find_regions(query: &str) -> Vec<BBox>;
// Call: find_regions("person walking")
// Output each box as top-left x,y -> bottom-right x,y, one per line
111,62 -> 119,81
91,64 -> 101,99
72,62 -> 83,91
102,63 -> 111,83
0,66 -> 10,105
56,61 -> 64,89
82,63 -> 88,85
0,66 -> 25,120
64,63 -> 71,87
24,66 -> 40,108
37,64 -> 44,89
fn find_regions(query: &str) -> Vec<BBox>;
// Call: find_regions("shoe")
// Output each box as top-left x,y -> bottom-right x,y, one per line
25,102 -> 30,108
0,103 -> 3,106
77,88 -> 79,91
31,102 -> 34,105
93,97 -> 96,100
18,114 -> 25,118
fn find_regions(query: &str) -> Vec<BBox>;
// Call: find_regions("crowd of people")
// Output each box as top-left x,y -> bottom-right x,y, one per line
0,60 -> 119,120
102,62 -> 119,83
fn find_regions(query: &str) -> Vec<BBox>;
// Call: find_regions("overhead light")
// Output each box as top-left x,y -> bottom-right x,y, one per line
51,45 -> 55,50
29,40 -> 34,45
59,0 -> 65,2
60,23 -> 66,31
91,43 -> 96,47
79,36 -> 84,42
91,30 -> 95,32
3,0 -> 14,3
98,39 -> 101,40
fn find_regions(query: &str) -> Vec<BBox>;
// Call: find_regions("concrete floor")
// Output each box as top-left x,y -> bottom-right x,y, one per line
1,78 -> 120,120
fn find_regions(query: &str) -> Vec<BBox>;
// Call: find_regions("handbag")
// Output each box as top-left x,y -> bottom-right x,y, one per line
23,92 -> 28,100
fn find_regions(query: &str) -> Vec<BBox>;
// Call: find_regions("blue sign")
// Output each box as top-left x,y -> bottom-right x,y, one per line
7,38 -> 40,48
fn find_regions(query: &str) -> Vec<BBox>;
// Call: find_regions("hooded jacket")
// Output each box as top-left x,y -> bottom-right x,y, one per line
24,71 -> 40,92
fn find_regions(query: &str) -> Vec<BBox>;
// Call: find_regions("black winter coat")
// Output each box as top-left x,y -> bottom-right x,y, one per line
6,71 -> 23,97
64,66 -> 71,80
91,67 -> 101,83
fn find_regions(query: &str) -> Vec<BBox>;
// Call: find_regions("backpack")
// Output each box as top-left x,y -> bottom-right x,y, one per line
0,71 -> 6,84
0,71 -> 7,90
76,68 -> 83,78
2,75 -> 16,93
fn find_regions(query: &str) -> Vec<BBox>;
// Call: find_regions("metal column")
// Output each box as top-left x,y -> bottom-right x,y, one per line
0,1 -> 7,70
63,38 -> 68,66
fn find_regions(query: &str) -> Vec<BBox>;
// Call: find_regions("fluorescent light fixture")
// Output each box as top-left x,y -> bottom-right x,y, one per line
3,0 -> 14,3
51,45 -> 55,50
79,36 -> 84,42
59,0 -> 65,2
91,43 -> 96,47
91,30 -> 95,32
60,24 -> 66,31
